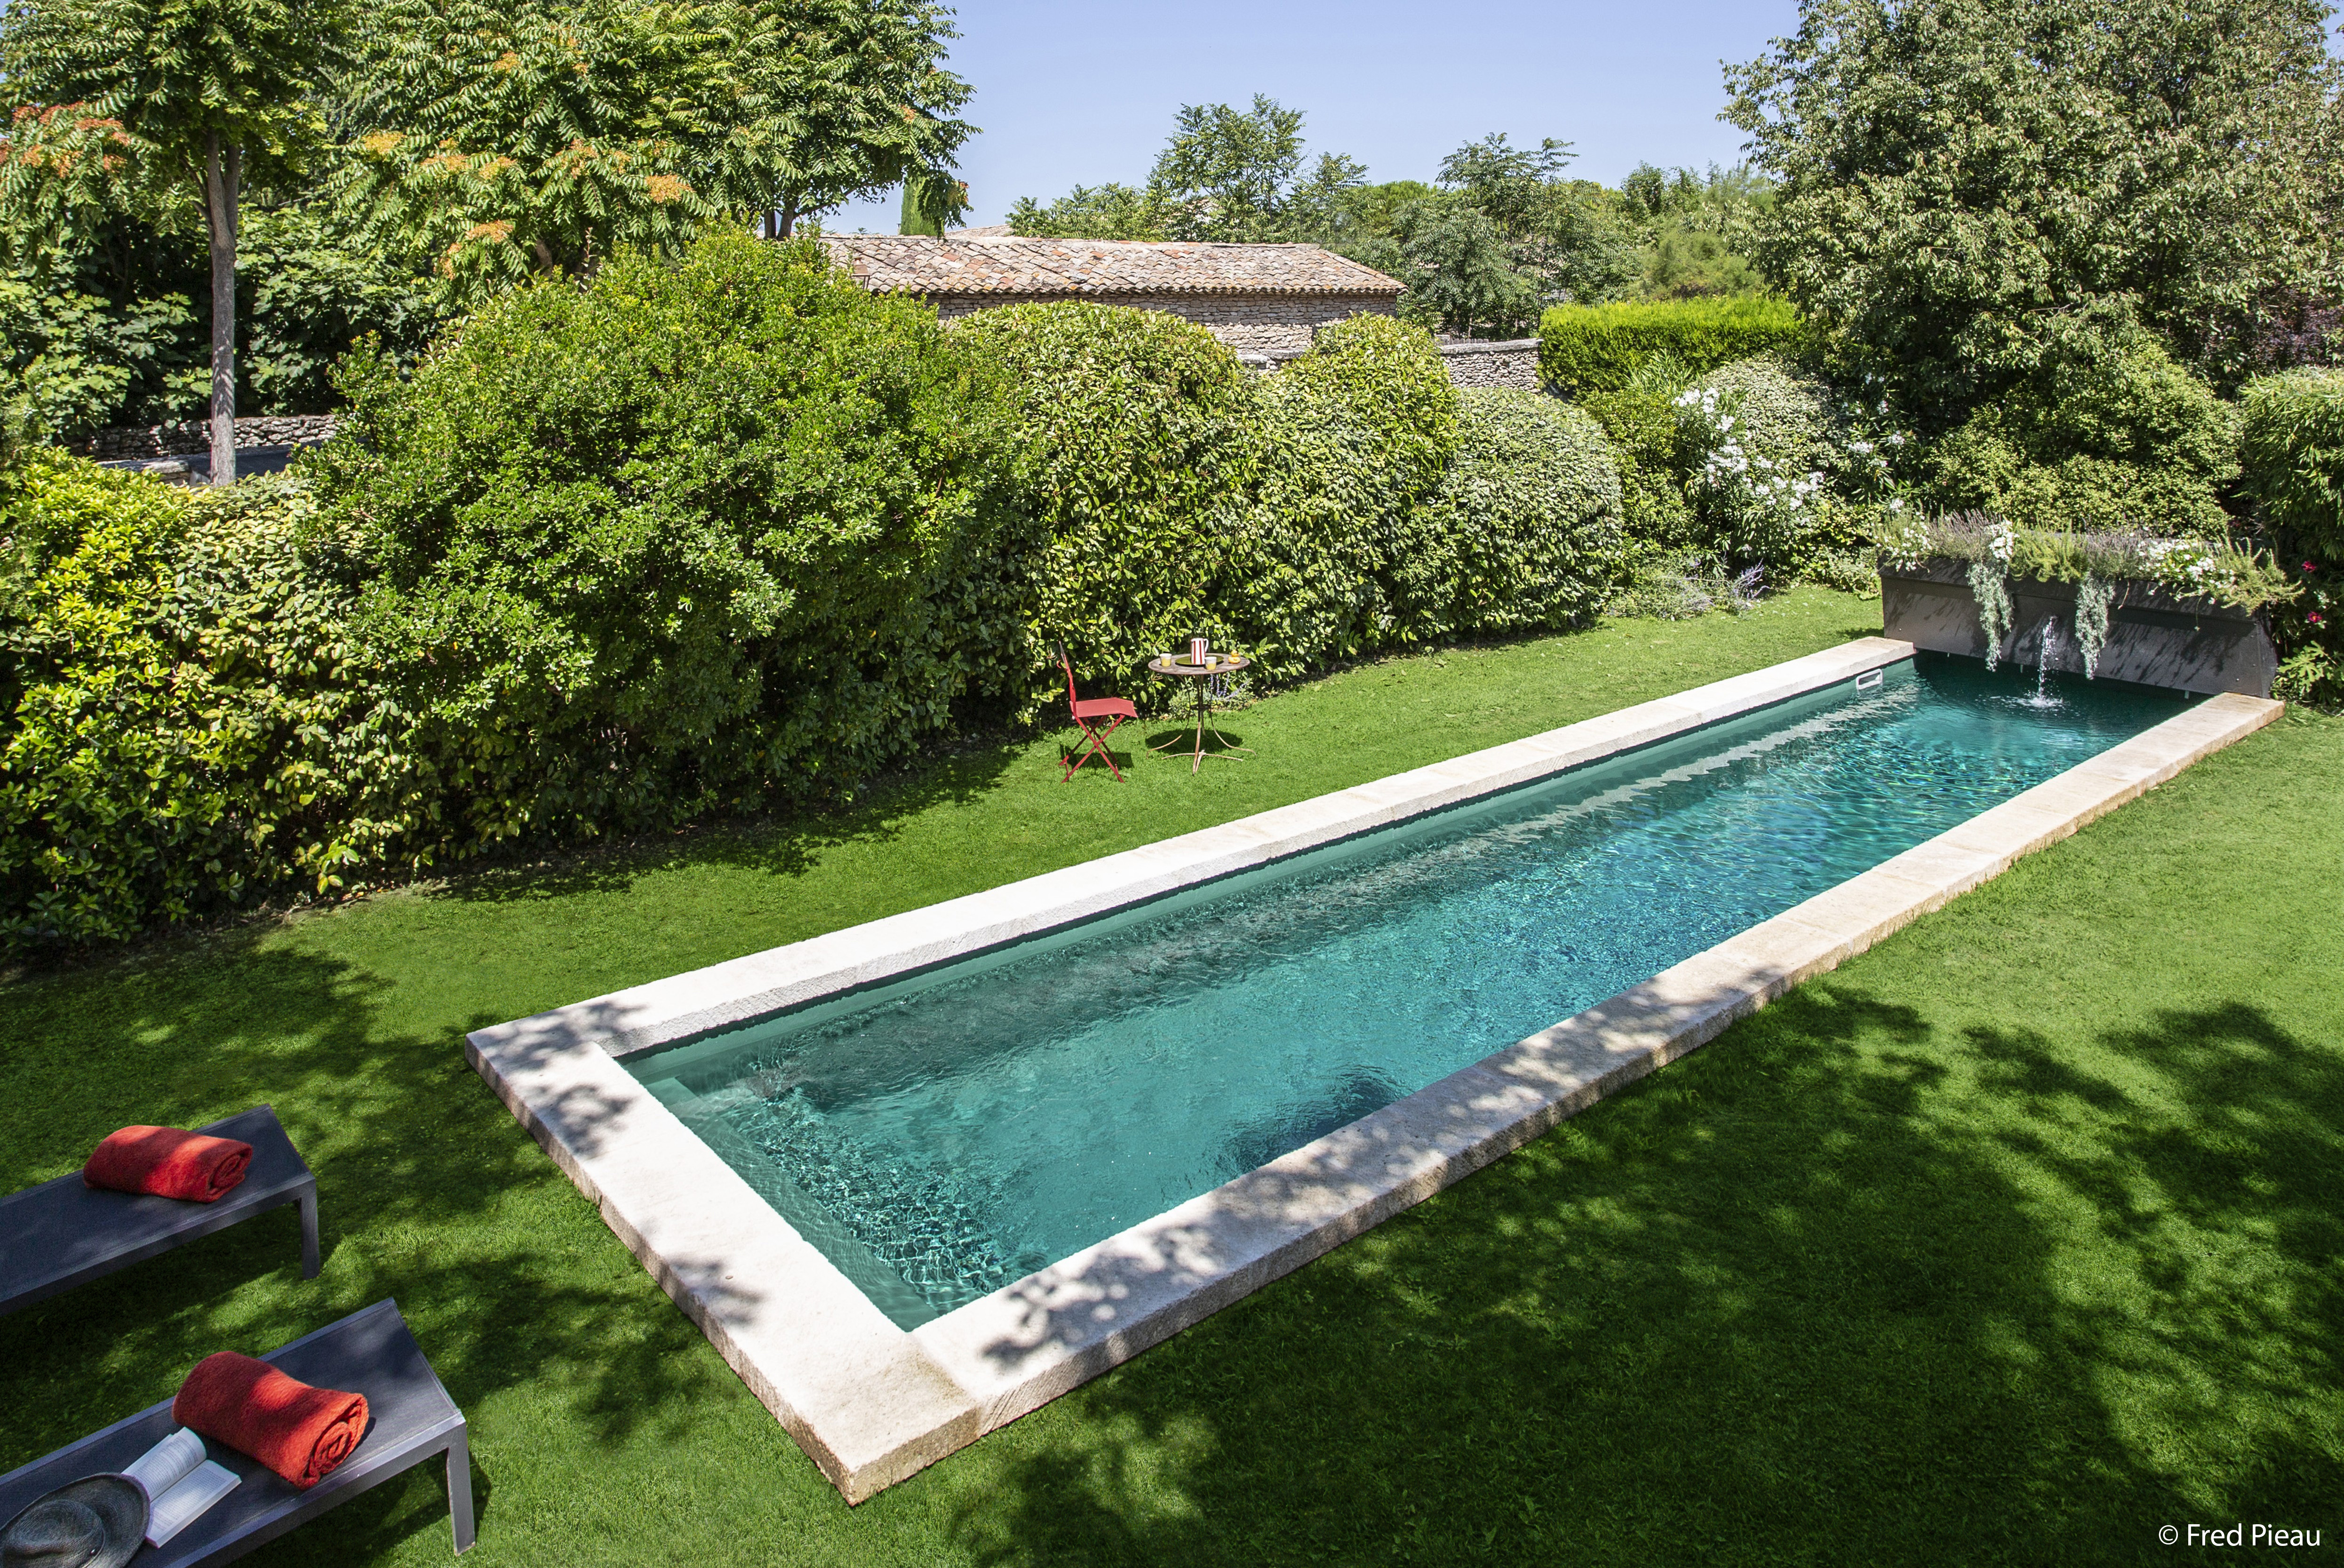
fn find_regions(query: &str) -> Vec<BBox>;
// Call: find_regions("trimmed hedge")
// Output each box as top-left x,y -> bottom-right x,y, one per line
949,301 -> 1261,696
0,261 -> 1653,953
1539,297 -> 1805,397
1237,313 -> 1461,676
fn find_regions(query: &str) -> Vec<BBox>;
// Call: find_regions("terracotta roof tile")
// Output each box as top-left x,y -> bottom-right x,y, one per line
823,235 -> 1403,298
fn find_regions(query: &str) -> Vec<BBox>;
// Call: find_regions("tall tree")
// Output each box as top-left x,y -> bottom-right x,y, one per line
716,0 -> 974,239
1149,96 -> 1308,242
339,0 -> 973,305
1725,0 -> 2344,421
0,0 -> 337,483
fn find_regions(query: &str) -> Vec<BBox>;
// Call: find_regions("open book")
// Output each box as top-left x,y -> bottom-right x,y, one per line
122,1427 -> 241,1548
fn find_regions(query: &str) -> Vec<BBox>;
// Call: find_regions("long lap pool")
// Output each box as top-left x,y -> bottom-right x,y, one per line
625,654 -> 2185,1327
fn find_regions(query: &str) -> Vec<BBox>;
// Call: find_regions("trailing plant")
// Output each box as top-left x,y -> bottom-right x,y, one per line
1967,562 -> 2012,669
2075,575 -> 2113,677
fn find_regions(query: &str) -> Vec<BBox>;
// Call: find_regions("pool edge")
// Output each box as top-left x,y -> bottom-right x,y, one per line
467,645 -> 2277,1503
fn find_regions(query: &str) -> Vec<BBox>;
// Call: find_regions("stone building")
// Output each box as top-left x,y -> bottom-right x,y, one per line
821,234 -> 1402,355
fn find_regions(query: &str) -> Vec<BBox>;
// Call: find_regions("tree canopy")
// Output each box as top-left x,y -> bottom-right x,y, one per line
1725,0 -> 2344,421
336,0 -> 973,306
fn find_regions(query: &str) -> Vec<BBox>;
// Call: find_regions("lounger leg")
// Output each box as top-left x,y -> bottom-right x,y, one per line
446,1426 -> 476,1553
298,1186 -> 321,1280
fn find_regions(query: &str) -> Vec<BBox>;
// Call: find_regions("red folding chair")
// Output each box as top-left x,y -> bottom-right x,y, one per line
1055,641 -> 1139,781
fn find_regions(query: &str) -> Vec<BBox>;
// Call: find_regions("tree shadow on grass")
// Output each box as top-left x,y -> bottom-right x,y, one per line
431,736 -> 1028,906
927,986 -> 2343,1568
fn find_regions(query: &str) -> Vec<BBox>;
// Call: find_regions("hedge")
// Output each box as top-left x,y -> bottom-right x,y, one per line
2,256 -> 1652,953
1236,312 -> 1461,677
1539,297 -> 1806,398
0,462 -> 408,947
949,300 -> 1262,697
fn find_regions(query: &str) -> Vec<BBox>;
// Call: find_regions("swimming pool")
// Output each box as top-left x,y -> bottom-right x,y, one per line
619,655 -> 2187,1328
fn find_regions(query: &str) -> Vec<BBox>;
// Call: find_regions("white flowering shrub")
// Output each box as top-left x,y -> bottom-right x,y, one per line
1671,356 -> 1909,576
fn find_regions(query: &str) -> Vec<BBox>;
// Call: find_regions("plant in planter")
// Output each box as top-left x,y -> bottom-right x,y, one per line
1876,511 -> 2295,693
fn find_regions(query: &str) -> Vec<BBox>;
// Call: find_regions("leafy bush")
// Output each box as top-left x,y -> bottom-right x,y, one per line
1578,360 -> 1698,551
1237,313 -> 1459,674
0,277 -> 203,440
2237,367 -> 2344,703
0,459 -> 405,948
1917,318 -> 2237,535
311,231 -> 1027,855
2240,367 -> 2344,559
1673,355 -> 1858,572
950,299 -> 1261,694
1389,388 -> 1627,637
1539,297 -> 1804,397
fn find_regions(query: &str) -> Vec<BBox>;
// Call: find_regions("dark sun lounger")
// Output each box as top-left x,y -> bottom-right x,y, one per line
0,1105 -> 319,1319
0,1299 -> 474,1561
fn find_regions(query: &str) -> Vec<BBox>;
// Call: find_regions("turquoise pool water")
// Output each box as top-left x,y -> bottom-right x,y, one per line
627,656 -> 2186,1325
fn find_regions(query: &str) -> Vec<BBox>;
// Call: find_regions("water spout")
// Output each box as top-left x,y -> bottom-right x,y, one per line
2021,618 -> 2065,709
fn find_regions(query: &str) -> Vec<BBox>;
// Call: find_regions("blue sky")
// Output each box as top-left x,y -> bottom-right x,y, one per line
827,0 -> 1805,232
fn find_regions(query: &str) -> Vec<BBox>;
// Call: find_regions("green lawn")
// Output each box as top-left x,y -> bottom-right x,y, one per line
2,586 -> 2336,1567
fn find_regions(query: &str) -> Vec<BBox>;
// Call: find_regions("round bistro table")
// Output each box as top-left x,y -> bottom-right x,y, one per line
1144,653 -> 1253,774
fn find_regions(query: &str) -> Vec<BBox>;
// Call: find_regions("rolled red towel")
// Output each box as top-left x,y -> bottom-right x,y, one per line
82,1126 -> 253,1202
173,1353 -> 370,1489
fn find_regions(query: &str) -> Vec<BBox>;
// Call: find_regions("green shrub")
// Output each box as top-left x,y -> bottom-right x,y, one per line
2238,366 -> 2344,705
949,300 -> 1260,696
1918,320 -> 2236,535
1539,297 -> 1805,397
1674,355 -> 1858,573
1388,388 -> 1627,637
1579,378 -> 1698,550
0,460 -> 403,948
311,232 -> 1027,855
1236,313 -> 1459,675
2240,367 -> 2344,557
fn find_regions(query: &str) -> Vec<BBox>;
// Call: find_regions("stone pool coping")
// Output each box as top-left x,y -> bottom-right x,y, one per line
464,639 -> 2280,1501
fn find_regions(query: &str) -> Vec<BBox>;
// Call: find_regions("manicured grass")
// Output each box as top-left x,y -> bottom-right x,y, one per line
3,587 -> 2336,1567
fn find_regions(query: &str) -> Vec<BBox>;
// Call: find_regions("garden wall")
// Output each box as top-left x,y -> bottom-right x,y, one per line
74,415 -> 340,460
1437,339 -> 1542,391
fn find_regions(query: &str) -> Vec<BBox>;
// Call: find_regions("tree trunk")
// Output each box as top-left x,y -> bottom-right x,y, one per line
777,197 -> 798,239
203,132 -> 239,488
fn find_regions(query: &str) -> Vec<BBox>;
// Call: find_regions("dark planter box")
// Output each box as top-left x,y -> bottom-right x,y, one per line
1880,559 -> 2276,698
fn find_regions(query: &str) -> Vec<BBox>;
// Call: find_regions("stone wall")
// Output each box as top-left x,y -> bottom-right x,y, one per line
929,291 -> 1396,354
1437,338 -> 1543,391
75,414 -> 340,461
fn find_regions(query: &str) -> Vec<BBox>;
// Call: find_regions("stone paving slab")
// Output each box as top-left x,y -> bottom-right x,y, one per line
466,642 -> 2277,1503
